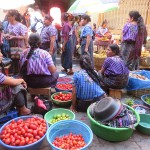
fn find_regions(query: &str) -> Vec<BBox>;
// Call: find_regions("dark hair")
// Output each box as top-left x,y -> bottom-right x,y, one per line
129,10 -> 145,33
44,15 -> 54,22
109,44 -> 120,55
61,13 -> 69,22
7,9 -> 20,21
102,19 -> 107,26
81,15 -> 91,22
27,33 -> 41,59
80,54 -> 100,85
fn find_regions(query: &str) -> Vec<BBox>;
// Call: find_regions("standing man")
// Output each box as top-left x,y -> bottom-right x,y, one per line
40,15 -> 57,65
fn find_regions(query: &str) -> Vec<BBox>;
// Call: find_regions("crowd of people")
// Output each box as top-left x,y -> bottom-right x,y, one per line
0,4 -> 148,114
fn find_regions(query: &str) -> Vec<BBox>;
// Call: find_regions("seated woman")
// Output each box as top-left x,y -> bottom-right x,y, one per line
99,44 -> 129,93
96,20 -> 111,40
70,54 -> 106,112
0,52 -> 30,115
20,33 -> 58,88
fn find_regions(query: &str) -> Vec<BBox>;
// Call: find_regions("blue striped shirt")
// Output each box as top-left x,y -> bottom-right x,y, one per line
73,70 -> 105,100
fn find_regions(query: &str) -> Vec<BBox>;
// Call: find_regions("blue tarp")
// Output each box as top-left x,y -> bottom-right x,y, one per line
126,70 -> 150,91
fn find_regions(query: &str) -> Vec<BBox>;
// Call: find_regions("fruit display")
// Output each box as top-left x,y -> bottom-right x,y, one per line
56,83 -> 73,91
129,73 -> 149,80
141,50 -> 150,57
52,133 -> 86,149
125,99 -> 134,107
144,97 -> 150,104
49,113 -> 71,124
53,92 -> 72,102
93,50 -> 107,58
0,117 -> 47,146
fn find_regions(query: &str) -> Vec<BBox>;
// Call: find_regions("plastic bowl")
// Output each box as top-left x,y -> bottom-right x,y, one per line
0,116 -> 48,150
57,77 -> 73,84
55,83 -> 73,92
51,92 -> 72,106
141,94 -> 150,108
87,104 -> 140,142
136,114 -> 150,135
44,108 -> 75,125
46,120 -> 93,150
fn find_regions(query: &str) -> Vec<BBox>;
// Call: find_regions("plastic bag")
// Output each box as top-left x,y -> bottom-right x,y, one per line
31,96 -> 52,116
126,70 -> 150,91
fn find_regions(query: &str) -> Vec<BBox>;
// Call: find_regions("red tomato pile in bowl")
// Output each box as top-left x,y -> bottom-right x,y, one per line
52,133 -> 86,149
0,117 -> 47,146
53,92 -> 72,102
56,83 -> 73,91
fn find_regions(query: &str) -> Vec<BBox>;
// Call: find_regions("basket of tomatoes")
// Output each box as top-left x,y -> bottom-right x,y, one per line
0,116 -> 48,150
46,120 -> 93,150
55,83 -> 73,92
51,92 -> 72,106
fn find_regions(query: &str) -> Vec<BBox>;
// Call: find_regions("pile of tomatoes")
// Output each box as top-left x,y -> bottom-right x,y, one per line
0,117 -> 47,146
52,133 -> 86,149
56,84 -> 73,91
53,92 -> 72,101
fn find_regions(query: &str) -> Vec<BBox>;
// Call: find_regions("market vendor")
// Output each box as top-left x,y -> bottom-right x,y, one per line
96,20 -> 112,40
20,33 -> 58,88
0,52 -> 30,115
70,54 -> 106,112
98,44 -> 129,93
80,15 -> 94,66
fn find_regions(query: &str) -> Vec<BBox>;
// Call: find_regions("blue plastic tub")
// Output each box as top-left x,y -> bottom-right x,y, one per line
0,109 -> 18,128
0,116 -> 48,150
46,120 -> 93,150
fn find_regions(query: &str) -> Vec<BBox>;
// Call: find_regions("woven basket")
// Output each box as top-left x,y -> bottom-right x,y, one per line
94,57 -> 105,71
128,89 -> 150,98
140,57 -> 150,66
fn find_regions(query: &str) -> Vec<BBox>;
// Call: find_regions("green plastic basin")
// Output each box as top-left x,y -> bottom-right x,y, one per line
136,114 -> 150,135
87,104 -> 140,142
44,108 -> 75,125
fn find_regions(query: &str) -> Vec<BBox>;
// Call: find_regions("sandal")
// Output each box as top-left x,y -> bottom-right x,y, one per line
61,69 -> 68,73
67,71 -> 74,75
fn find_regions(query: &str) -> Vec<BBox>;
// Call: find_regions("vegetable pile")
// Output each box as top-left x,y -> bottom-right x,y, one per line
53,92 -> 72,101
52,133 -> 86,149
0,117 -> 47,146
145,97 -> 150,104
56,84 -> 73,91
50,113 -> 70,124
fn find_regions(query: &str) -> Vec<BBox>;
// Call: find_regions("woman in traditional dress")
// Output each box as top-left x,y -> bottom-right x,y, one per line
20,33 -> 58,88
61,13 -> 73,75
40,15 -> 57,65
80,15 -> 94,65
70,54 -> 106,112
99,44 -> 129,93
121,11 -> 147,70
3,9 -> 28,74
0,52 -> 30,115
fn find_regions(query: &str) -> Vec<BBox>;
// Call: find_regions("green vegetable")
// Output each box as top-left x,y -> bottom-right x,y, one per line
144,97 -> 150,104
125,99 -> 134,107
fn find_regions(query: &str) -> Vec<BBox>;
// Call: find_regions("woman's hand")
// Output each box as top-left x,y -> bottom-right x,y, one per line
21,80 -> 27,88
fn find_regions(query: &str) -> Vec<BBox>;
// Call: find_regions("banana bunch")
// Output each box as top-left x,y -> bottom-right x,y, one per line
141,51 -> 150,57
93,52 -> 106,58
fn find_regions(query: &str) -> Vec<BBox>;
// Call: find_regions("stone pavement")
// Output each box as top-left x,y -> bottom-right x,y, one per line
0,58 -> 150,150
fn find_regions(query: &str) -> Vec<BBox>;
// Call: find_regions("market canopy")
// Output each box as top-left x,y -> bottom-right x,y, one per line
0,0 -> 35,10
68,0 -> 119,14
